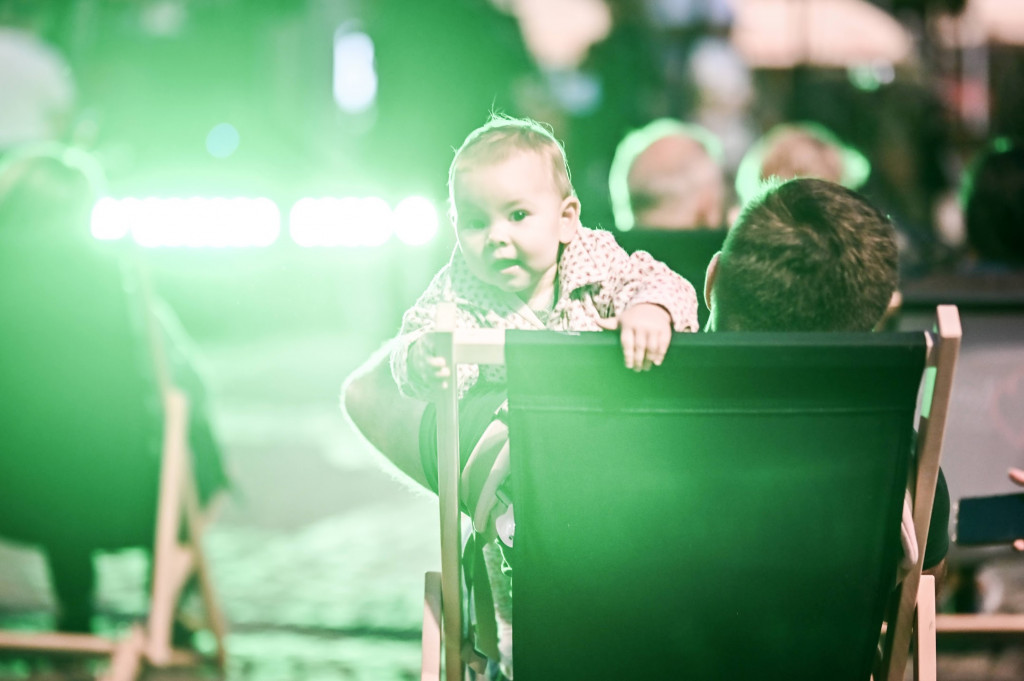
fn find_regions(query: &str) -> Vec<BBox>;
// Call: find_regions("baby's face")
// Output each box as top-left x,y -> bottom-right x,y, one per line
452,150 -> 578,308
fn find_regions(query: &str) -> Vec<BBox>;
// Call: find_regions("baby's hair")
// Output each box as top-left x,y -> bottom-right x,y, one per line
714,178 -> 898,332
448,114 -> 573,221
609,118 -> 724,231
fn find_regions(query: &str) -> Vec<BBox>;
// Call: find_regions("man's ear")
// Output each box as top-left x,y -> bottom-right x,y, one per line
704,251 -> 721,312
559,195 -> 581,244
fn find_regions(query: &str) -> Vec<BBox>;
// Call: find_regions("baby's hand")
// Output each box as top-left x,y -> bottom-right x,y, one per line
409,334 -> 451,396
596,303 -> 672,372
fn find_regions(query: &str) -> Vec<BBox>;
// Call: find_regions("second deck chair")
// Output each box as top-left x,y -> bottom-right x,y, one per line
900,289 -> 1024,641
0,240 -> 228,681
423,305 -> 960,681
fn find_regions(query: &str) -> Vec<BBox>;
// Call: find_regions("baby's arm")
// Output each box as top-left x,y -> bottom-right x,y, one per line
390,267 -> 481,400
605,248 -> 699,371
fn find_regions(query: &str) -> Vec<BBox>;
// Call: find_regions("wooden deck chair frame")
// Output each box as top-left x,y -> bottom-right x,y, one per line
421,304 -> 961,681
0,261 -> 228,681
900,294 -> 1024,646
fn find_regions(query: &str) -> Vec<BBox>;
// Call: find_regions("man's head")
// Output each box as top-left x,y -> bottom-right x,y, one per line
705,178 -> 898,332
449,115 -> 580,307
609,119 -> 725,231
961,137 -> 1024,266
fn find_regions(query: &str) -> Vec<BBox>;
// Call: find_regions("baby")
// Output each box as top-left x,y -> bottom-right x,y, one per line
389,114 -> 698,679
391,114 -> 697,404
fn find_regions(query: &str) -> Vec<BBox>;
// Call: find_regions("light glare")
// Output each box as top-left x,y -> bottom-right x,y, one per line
333,30 -> 377,113
394,196 -> 439,245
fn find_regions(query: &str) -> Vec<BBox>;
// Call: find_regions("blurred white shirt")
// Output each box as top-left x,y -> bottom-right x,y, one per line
0,26 -> 75,151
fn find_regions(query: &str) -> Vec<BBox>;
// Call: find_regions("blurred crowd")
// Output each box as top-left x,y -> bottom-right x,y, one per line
3,0 -> 1023,284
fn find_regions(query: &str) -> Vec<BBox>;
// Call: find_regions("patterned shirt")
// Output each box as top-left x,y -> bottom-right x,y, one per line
391,226 -> 699,400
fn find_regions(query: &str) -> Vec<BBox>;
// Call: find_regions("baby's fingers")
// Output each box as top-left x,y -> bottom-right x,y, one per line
620,328 -> 649,372
644,328 -> 671,369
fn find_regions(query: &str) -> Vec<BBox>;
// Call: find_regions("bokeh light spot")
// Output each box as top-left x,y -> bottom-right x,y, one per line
333,30 -> 377,113
206,123 -> 240,159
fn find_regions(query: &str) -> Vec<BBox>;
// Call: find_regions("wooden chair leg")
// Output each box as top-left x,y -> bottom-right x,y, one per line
146,389 -> 190,666
423,572 -> 442,681
915,575 -> 937,681
99,625 -> 146,681
184,486 -> 229,669
146,388 -> 228,670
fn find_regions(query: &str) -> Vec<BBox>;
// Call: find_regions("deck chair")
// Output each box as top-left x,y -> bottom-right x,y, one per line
0,240 -> 228,681
422,304 -> 960,681
899,286 -> 1024,641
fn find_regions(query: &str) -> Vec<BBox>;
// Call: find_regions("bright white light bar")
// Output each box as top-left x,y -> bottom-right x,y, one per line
289,196 -> 441,248
91,195 -> 440,248
393,195 -> 439,246
289,197 -> 393,247
91,197 -> 280,248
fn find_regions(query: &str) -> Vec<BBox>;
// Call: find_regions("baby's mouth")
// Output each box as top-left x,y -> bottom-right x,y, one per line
490,258 -> 521,274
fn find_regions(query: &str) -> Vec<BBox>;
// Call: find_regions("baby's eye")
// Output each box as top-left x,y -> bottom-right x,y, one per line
510,209 -> 528,222
462,217 -> 487,231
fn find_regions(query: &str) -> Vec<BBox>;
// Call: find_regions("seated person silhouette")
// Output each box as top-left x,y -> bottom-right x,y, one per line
0,145 -> 230,637
608,118 -> 730,328
960,137 -> 1024,272
903,136 -> 1024,298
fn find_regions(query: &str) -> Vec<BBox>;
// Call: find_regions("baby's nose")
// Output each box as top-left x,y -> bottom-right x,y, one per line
486,220 -> 512,244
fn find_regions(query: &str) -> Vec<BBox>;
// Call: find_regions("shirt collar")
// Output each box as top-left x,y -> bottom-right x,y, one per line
556,228 -> 607,298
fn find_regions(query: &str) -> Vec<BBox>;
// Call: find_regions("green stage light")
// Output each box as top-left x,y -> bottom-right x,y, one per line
333,29 -> 377,113
393,196 -> 439,246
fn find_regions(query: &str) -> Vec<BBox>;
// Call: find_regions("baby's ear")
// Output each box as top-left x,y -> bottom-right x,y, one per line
559,195 -> 581,243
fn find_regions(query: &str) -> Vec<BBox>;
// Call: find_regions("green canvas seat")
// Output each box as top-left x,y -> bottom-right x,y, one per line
422,304 -> 960,681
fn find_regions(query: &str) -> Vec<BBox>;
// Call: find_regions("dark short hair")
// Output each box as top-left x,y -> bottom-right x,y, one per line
962,137 -> 1024,265
713,178 -> 898,332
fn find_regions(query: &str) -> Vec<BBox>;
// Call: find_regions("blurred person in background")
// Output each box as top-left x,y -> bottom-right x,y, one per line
959,137 -> 1024,272
0,1 -> 76,158
733,121 -> 870,207
609,117 -> 726,232
0,144 -> 229,639
902,137 -> 1024,295
608,118 -> 729,328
